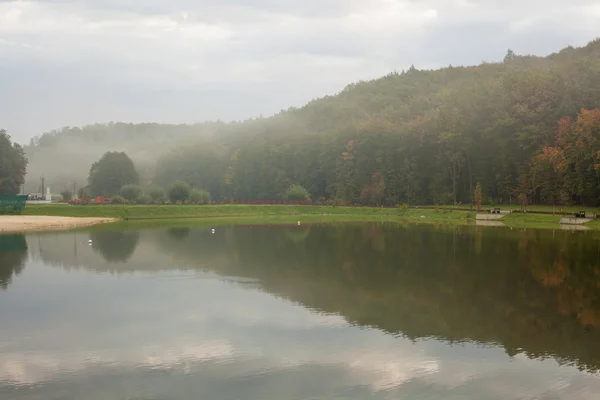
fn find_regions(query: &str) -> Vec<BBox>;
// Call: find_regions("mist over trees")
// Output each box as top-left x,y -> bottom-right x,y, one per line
20,39 -> 600,206
0,130 -> 28,195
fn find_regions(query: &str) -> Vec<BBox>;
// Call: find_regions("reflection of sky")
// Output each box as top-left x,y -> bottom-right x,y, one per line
1,233 -> 600,399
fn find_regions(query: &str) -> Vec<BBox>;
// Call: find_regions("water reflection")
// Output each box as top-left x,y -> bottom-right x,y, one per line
0,234 -> 27,289
2,223 -> 600,399
167,227 -> 192,240
90,230 -> 140,263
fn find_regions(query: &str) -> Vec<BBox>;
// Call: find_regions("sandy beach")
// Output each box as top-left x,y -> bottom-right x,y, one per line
0,216 -> 117,233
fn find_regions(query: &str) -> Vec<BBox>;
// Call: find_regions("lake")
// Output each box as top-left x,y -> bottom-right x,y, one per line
2,222 -> 600,399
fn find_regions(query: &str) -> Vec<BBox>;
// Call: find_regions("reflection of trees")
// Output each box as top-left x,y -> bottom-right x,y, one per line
283,227 -> 310,243
152,223 -> 600,372
0,234 -> 28,289
46,223 -> 600,372
90,231 -> 140,263
167,227 -> 191,241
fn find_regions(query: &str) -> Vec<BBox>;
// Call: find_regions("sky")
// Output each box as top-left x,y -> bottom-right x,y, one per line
1,0 -> 599,142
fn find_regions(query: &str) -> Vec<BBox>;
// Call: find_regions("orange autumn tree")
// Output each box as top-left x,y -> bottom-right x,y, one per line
359,172 -> 386,206
530,146 -> 568,205
529,108 -> 600,205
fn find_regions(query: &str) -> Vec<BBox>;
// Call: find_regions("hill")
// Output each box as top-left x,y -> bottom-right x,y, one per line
20,38 -> 600,205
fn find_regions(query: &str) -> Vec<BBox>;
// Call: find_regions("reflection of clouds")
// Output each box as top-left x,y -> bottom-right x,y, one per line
348,350 -> 439,391
3,231 -> 600,398
140,340 -> 235,370
0,261 -> 440,392
0,340 -> 234,386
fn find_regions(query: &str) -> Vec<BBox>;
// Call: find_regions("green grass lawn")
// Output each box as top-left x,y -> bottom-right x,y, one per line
19,203 -> 600,230
22,204 -> 475,222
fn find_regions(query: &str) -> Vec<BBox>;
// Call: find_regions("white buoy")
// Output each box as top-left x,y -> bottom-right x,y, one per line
297,221 -> 300,226
211,229 -> 215,234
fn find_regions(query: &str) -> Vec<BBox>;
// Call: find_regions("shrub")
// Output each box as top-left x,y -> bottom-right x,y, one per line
168,181 -> 191,203
136,193 -> 153,205
147,186 -> 166,203
110,195 -> 128,204
285,184 -> 310,201
189,188 -> 211,204
120,184 -> 143,202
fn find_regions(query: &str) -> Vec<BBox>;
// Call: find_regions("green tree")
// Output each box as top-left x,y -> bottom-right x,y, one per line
155,143 -> 224,200
136,193 -> 153,204
110,195 -> 128,204
285,184 -> 311,201
88,152 -> 139,197
147,186 -> 166,203
0,130 -> 28,195
168,181 -> 190,203
120,184 -> 143,202
189,188 -> 211,204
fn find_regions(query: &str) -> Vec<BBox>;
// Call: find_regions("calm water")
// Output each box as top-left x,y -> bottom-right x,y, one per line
2,222 -> 600,399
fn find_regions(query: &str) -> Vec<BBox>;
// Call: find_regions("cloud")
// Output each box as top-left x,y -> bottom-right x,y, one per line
0,0 -> 599,141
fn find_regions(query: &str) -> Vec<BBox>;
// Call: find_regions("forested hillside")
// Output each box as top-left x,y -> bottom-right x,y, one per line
22,39 -> 600,205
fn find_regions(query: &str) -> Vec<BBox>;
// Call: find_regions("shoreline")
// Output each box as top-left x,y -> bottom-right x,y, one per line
0,216 -> 118,234
2,204 -> 598,233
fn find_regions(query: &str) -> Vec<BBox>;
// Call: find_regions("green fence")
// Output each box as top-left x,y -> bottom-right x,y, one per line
0,195 -> 28,215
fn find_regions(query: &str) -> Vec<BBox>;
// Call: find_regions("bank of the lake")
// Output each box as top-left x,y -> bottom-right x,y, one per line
22,204 -> 470,224
0,215 -> 117,233
15,204 -> 600,231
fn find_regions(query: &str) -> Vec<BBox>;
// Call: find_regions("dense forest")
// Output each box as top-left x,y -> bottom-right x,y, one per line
20,39 -> 600,206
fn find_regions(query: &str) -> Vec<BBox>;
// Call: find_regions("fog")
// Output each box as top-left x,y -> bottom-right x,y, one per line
22,122 -> 227,194
14,39 -> 600,207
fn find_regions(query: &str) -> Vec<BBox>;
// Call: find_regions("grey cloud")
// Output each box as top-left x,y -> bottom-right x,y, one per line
1,0 -> 599,142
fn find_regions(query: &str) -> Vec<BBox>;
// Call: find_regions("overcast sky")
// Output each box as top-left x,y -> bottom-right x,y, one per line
1,0 -> 599,142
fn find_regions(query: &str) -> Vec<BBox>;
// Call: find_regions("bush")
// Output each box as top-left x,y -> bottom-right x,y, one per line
189,188 -> 211,204
168,181 -> 191,203
147,186 -> 166,203
285,184 -> 310,201
120,184 -> 143,202
136,193 -> 153,205
60,190 -> 73,201
110,195 -> 128,204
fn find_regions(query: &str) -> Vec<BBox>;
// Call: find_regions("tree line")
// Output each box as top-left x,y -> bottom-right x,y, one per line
17,39 -> 600,206
0,130 -> 27,195
81,151 -> 310,203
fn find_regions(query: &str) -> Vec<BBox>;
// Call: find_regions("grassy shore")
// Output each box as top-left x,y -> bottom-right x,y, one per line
22,204 -> 472,221
17,203 -> 600,230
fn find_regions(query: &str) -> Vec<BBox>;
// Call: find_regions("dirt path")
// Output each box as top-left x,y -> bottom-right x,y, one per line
0,216 -> 117,233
